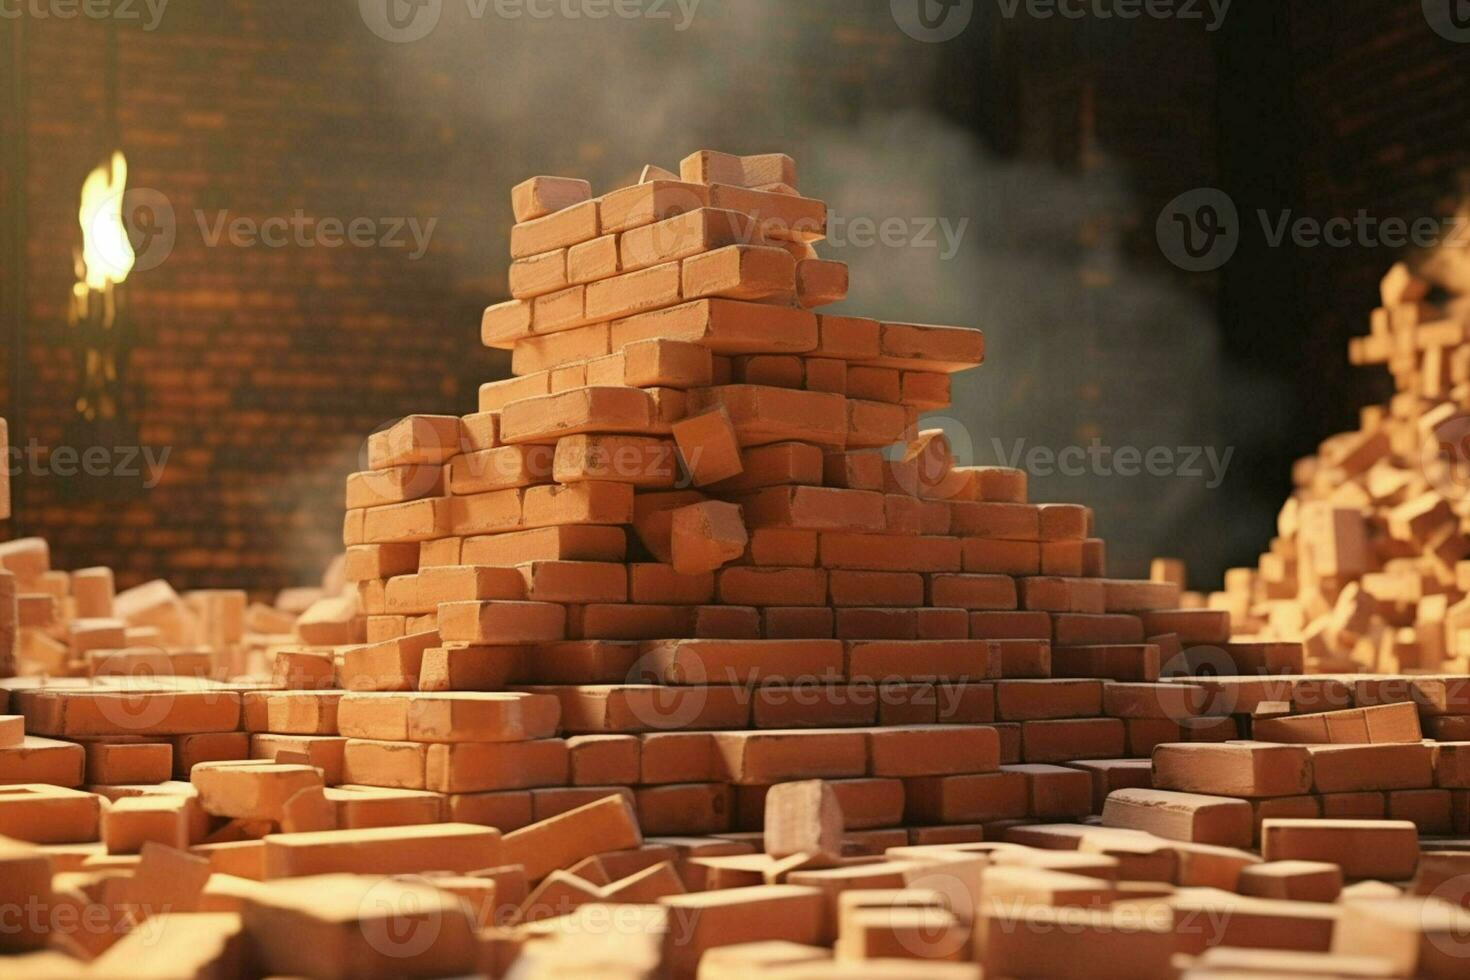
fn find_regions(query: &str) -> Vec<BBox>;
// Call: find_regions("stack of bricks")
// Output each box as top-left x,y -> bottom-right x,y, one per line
1203,262 -> 1470,674
327,149 -> 1297,842
0,534 -> 304,681
8,155 -> 1470,979
1138,676 -> 1470,836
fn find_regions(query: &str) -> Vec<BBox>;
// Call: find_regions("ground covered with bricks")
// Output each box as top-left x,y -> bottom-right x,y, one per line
2,152 -> 1470,978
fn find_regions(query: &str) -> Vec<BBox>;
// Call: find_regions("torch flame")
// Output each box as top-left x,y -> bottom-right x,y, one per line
78,151 -> 135,291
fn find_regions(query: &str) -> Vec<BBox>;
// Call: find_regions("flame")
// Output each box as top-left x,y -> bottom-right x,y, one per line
78,151 -> 135,291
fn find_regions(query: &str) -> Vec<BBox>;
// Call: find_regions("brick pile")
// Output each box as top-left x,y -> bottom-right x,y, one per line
1201,262 -> 1470,674
8,154 -> 1470,978
327,148 -> 1285,839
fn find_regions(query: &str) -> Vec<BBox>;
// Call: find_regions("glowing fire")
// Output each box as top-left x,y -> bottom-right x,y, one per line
77,150 -> 135,292
70,150 -> 133,423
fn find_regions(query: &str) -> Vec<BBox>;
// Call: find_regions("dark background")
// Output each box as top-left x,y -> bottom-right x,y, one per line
0,0 -> 1465,596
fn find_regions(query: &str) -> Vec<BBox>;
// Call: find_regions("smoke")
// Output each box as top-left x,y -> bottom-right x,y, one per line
352,0 -> 1279,580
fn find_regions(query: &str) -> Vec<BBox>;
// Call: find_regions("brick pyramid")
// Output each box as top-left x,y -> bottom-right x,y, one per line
332,150 -> 1301,840
1218,262 -> 1470,677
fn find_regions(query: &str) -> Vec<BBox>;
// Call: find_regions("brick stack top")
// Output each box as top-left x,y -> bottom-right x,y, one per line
336,150 -> 1303,781
1213,262 -> 1470,674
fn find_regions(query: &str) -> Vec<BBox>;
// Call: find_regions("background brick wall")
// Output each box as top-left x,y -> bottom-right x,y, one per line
2,0 -> 1468,596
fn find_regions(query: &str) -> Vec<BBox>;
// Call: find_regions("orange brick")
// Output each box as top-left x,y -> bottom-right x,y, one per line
846,638 -> 996,683
461,525 -> 627,565
795,258 -> 848,308
566,735 -> 641,786
731,354 -> 806,389
522,481 -> 634,529
619,208 -> 756,272
518,561 -> 627,604
500,387 -> 655,444
425,740 -> 569,793
682,245 -> 796,302
629,564 -> 715,605
368,415 -> 463,469
1002,763 -> 1093,820
553,434 -> 677,488
363,497 -> 452,543
512,322 -> 611,374
828,571 -> 923,607
740,486 -> 887,531
671,501 -> 749,575
764,780 -> 842,863
511,175 -> 592,223
600,179 -> 709,234
511,198 -> 599,259
673,407 -> 744,486
707,184 -> 826,242
762,607 -> 834,639
482,299 -> 534,348
1153,742 -> 1313,799
508,247 -> 569,299
500,794 -> 643,881
418,645 -> 527,691
905,771 -> 1029,824
680,150 -> 797,188
585,260 -> 682,321
612,300 -> 816,356
447,445 -> 554,495
437,601 -> 566,644
85,741 -> 173,785
1260,818 -> 1419,880
870,322 -> 985,373
639,495 -> 716,565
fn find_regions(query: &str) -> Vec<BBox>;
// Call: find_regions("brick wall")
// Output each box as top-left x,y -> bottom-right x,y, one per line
0,1 -> 949,596
5,1 -> 1462,596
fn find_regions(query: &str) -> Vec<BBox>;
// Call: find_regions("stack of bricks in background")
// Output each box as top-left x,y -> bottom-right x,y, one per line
0,407 -> 351,682
323,150 -> 1290,841
0,530 -> 341,681
1202,262 -> 1470,675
